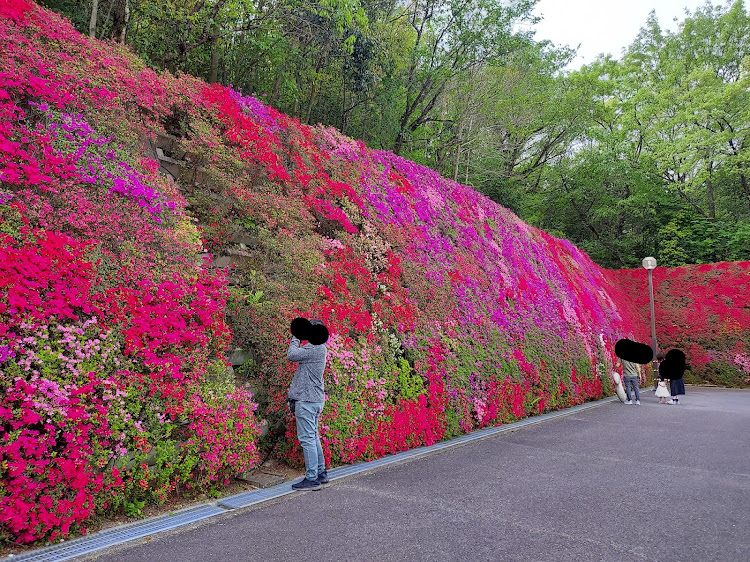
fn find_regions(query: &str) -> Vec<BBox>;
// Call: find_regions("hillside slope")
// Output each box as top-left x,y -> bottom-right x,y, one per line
2,0 -> 653,544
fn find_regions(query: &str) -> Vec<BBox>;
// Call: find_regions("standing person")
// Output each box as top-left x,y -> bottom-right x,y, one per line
616,357 -> 643,405
655,378 -> 671,404
661,349 -> 686,405
288,318 -> 329,491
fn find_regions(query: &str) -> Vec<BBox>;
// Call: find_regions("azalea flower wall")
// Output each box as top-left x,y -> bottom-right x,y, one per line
607,262 -> 750,386
0,0 -> 260,544
0,0 -> 743,546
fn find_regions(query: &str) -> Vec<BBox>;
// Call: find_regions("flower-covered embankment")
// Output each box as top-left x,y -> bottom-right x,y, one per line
607,263 -> 750,386
1,1 -> 259,544
3,0 -> 746,546
203,91 -> 648,467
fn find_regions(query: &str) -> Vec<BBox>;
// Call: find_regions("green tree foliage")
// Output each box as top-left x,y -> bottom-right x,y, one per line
389,0 -> 537,155
531,1 -> 750,268
461,43 -> 585,214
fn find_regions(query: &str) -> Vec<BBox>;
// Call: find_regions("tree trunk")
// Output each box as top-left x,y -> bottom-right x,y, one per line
270,73 -> 282,106
394,129 -> 405,155
304,80 -> 318,125
110,0 -> 130,43
89,0 -> 99,38
361,102 -> 369,143
99,0 -> 115,40
464,117 -> 474,185
737,162 -> 750,204
119,0 -> 129,43
453,120 -> 463,182
741,172 -> 750,203
208,36 -> 220,84
706,161 -> 716,219
341,82 -> 347,134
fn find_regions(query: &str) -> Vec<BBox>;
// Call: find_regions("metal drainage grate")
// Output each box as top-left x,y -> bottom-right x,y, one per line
218,483 -> 296,510
10,504 -> 227,562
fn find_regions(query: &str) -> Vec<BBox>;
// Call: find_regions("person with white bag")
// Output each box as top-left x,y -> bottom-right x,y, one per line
612,338 -> 653,405
616,357 -> 644,404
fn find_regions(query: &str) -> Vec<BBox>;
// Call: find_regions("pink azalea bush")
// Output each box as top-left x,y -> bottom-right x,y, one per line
1,2 -> 259,544
2,1 -> 746,546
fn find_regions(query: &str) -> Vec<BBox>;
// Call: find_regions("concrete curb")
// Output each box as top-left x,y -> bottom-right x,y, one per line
7,395 -> 619,561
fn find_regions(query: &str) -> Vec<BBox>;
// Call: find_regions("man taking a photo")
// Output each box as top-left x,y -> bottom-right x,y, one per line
288,318 -> 329,491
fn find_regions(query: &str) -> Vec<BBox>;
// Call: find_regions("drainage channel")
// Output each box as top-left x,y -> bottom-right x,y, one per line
9,396 -> 618,561
7,505 -> 228,561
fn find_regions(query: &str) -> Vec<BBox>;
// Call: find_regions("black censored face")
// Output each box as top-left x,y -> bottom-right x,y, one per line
308,323 -> 329,345
660,349 -> 687,379
290,317 -> 329,344
290,317 -> 312,340
615,338 -> 653,364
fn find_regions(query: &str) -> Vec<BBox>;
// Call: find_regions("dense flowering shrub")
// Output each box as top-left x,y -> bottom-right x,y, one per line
607,262 -> 750,385
1,1 -> 747,545
1,2 -> 259,545
1,375 -> 124,543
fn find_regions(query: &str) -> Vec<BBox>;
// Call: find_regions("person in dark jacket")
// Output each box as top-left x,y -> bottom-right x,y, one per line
288,318 -> 329,491
662,349 -> 687,405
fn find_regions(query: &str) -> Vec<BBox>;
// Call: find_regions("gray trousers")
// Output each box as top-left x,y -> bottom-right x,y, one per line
295,401 -> 325,480
623,376 -> 640,401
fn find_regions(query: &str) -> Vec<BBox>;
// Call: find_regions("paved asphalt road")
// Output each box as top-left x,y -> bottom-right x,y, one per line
89,387 -> 750,562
